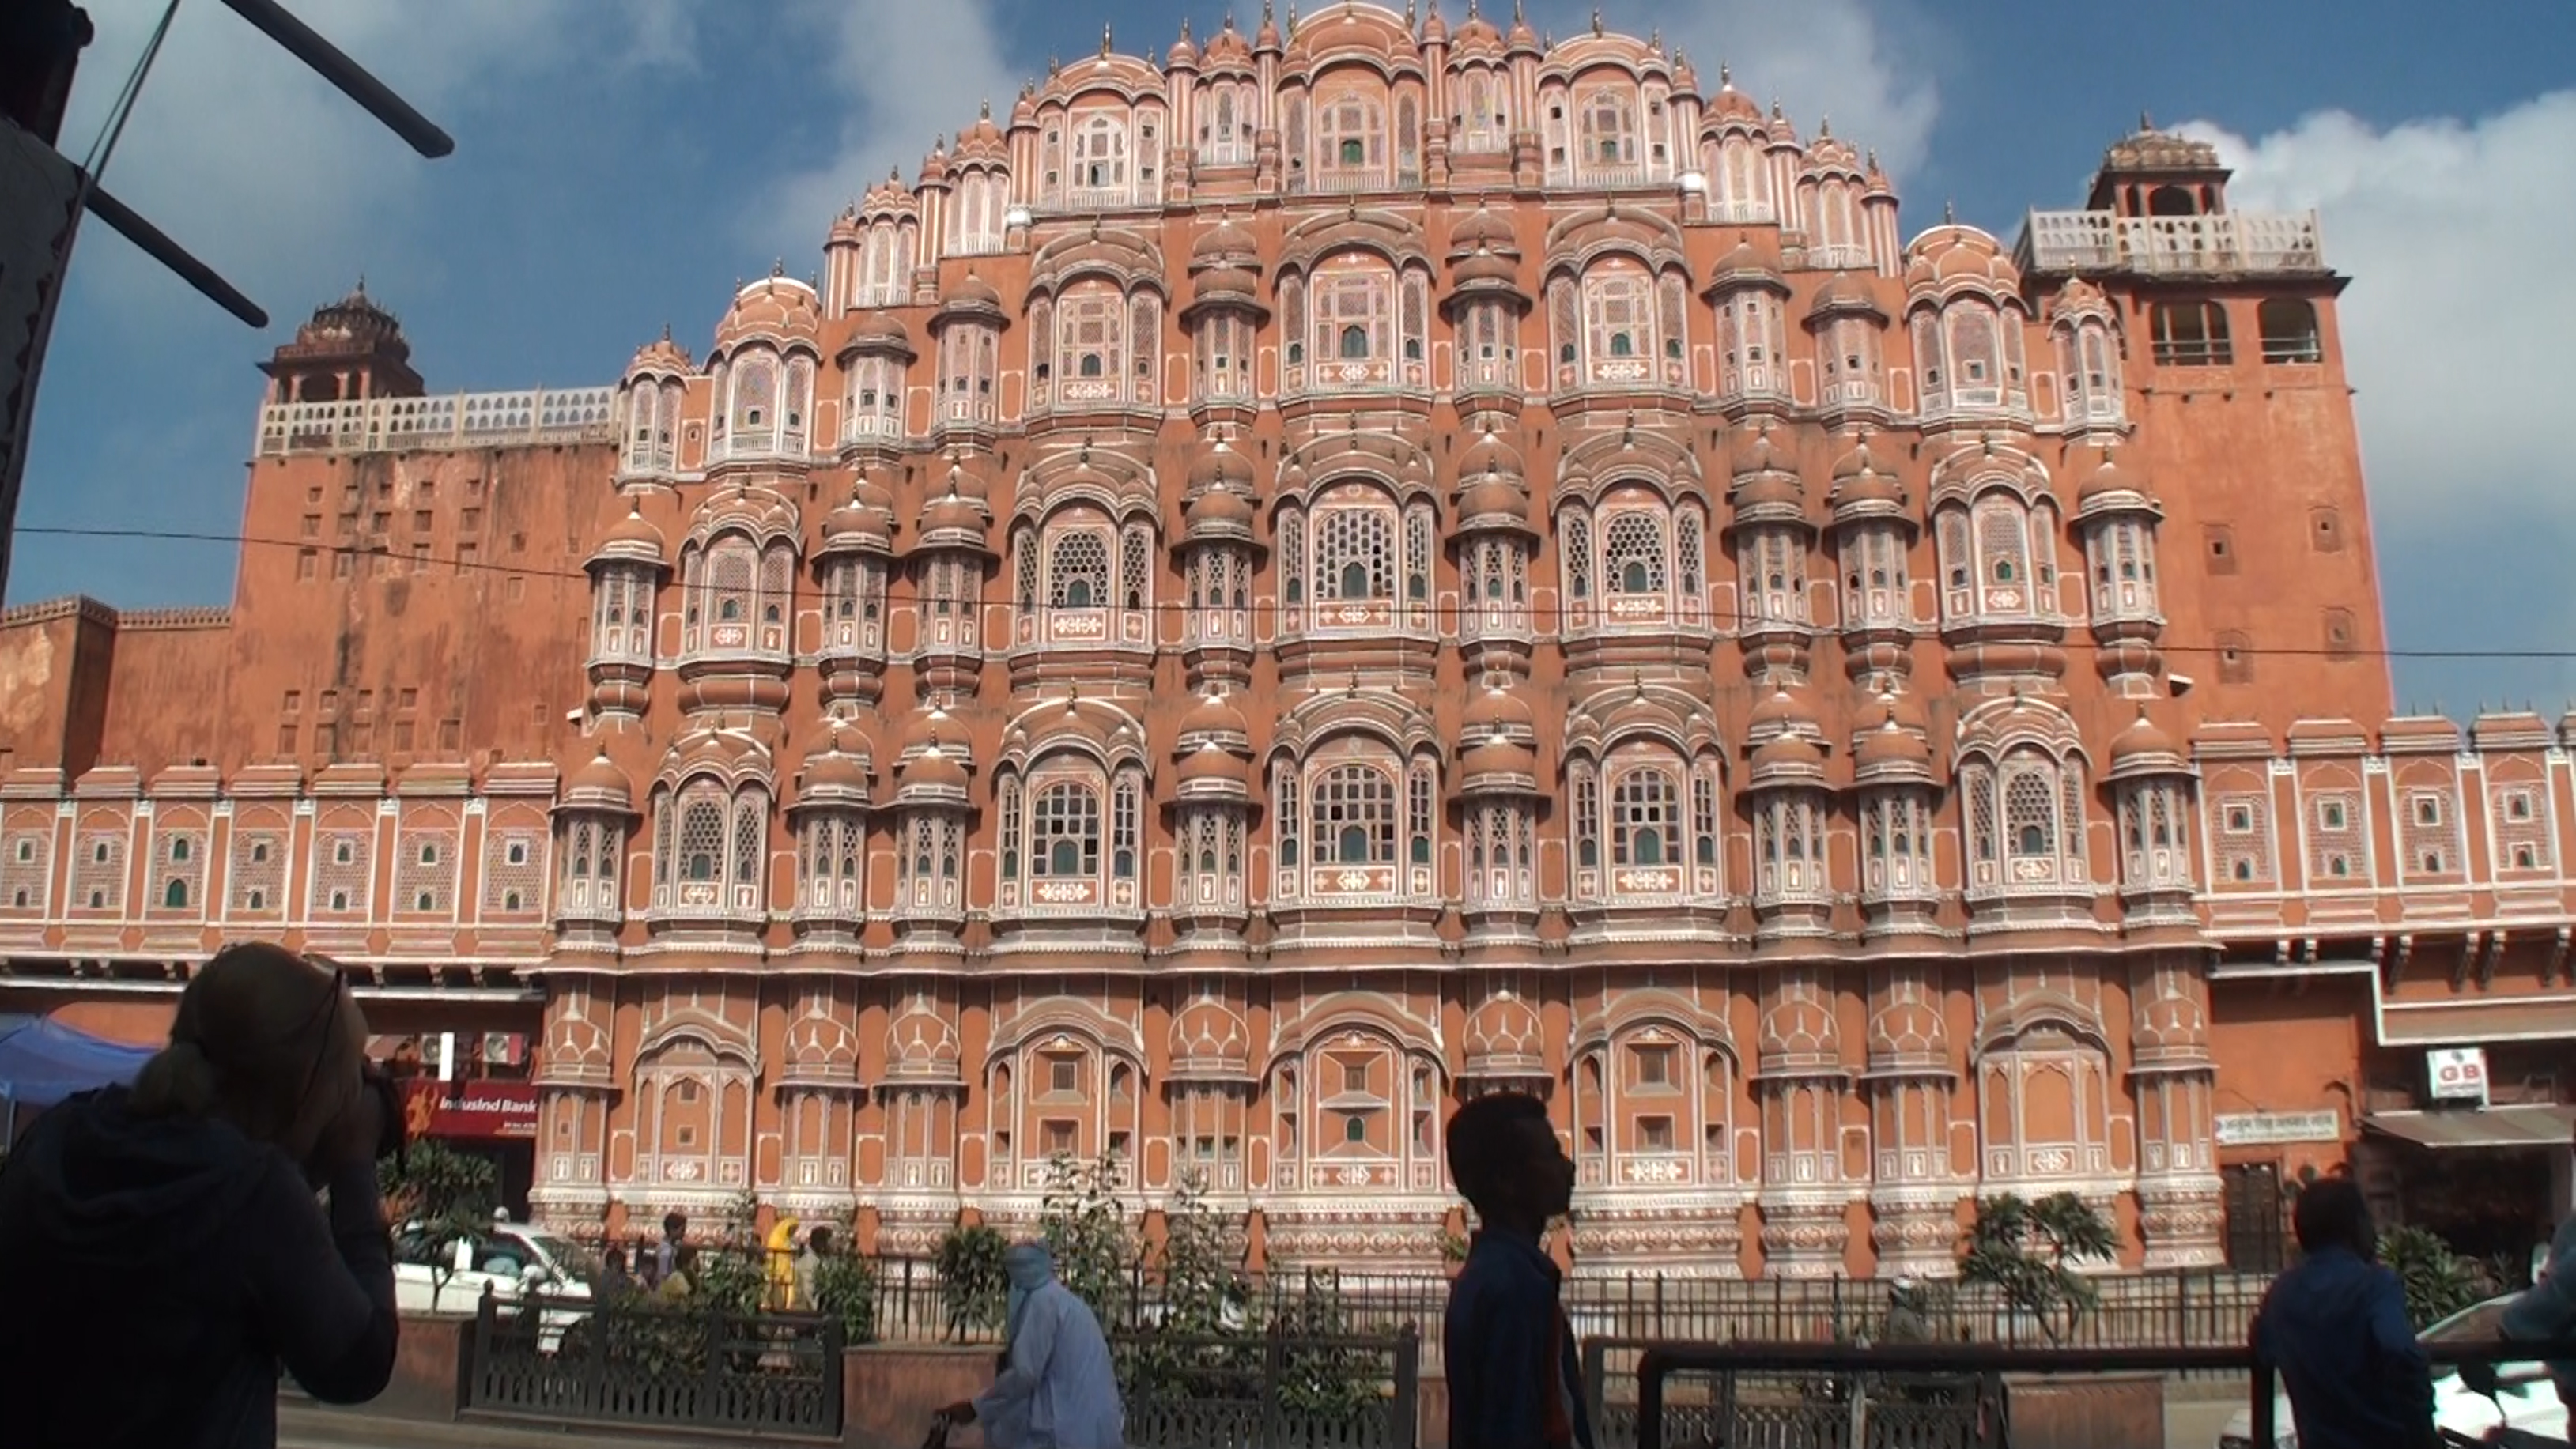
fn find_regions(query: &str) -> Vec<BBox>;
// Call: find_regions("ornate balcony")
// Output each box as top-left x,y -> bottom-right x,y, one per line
2015,209 -> 2326,276
255,387 -> 617,458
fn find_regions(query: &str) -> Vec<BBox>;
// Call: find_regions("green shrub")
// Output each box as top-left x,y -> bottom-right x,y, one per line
811,1251 -> 880,1345
1959,1192 -> 2117,1342
937,1222 -> 1010,1339
2378,1224 -> 2490,1330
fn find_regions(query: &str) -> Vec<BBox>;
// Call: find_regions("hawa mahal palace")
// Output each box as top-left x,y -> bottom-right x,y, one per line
6,2 -> 2570,1279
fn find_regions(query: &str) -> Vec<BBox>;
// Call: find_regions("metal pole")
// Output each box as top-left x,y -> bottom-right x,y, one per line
213,0 -> 453,157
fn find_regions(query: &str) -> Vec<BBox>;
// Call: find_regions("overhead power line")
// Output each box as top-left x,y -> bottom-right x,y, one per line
14,521 -> 2551,667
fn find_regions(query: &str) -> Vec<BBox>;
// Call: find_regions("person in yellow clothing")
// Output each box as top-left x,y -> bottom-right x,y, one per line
763,1217 -> 802,1309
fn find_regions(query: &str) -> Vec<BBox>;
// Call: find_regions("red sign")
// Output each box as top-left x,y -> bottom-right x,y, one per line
401,1080 -> 539,1141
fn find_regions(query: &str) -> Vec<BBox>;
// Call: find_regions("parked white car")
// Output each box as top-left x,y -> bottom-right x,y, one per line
394,1217 -> 595,1349
2220,1297 -> 2570,1448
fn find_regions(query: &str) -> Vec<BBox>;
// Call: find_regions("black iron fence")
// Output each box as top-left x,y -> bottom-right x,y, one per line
464,1292 -> 844,1438
1111,1326 -> 1422,1449
850,1257 -> 2272,1361
1630,1339 -> 2576,1449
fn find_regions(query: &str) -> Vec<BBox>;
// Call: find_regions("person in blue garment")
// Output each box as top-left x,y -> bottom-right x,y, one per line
2252,1176 -> 2436,1449
2480,1117 -> 2576,1417
940,1242 -> 1124,1449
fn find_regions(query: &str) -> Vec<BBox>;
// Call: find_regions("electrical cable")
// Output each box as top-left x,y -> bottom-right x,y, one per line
13,522 -> 2551,667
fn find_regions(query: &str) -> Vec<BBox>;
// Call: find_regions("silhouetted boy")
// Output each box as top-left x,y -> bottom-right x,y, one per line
1444,1092 -> 1591,1449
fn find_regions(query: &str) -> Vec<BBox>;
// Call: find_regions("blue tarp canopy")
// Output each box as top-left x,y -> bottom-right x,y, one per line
0,1014 -> 156,1111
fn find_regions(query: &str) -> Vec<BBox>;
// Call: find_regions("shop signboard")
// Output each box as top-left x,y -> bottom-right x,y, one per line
2427,1047 -> 2491,1105
400,1079 -> 538,1141
2214,1110 -> 2343,1147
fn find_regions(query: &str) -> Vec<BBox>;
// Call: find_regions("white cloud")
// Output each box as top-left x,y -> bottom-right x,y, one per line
1611,0 -> 1940,177
753,0 -> 1022,260
59,0 -> 690,318
2182,93 -> 2576,525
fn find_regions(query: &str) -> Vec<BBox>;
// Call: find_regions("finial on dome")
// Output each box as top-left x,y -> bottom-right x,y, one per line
1649,27 -> 1661,51
1719,59 -> 1732,87
1180,15 -> 1192,41
1589,7 -> 1602,35
1770,97 -> 1784,119
660,321 -> 671,341
1101,21 -> 1113,55
980,96 -> 991,119
770,258 -> 784,278
1048,55 -> 1061,74
353,274 -> 368,296
1867,148 -> 1879,172
1406,0 -> 1416,27
1943,198 -> 1955,224
2140,109 -> 2154,132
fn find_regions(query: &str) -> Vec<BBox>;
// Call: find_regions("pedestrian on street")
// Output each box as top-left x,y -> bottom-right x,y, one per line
1442,1091 -> 1593,1449
940,1241 -> 1124,1449
649,1210 -> 687,1289
0,942 -> 399,1448
598,1245 -> 636,1302
797,1225 -> 835,1311
657,1243 -> 699,1302
2251,1177 -> 2436,1449
1883,1278 -> 1934,1345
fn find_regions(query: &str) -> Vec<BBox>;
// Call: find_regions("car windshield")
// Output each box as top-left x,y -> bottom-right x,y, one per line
521,1232 -> 599,1285
2421,1298 -> 2517,1379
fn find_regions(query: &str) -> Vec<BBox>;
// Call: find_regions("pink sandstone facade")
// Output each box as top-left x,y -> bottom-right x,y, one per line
4,2 -> 2559,1277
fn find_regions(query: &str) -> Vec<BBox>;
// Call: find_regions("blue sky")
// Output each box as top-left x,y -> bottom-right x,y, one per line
16,0 -> 2576,715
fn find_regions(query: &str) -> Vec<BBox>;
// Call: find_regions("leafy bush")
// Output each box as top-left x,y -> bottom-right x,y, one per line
378,1138 -> 496,1236
1959,1192 -> 2117,1342
937,1221 -> 1010,1340
810,1250 -> 880,1345
686,1189 -> 769,1317
2379,1224 -> 2490,1330
1040,1151 -> 1138,1320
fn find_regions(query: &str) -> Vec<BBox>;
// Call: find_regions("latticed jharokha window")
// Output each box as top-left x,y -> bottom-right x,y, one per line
1047,530 -> 1110,609
1315,501 -> 1395,601
1317,93 -> 1384,173
1601,511 -> 1666,596
1611,768 -> 1680,866
1030,782 -> 1101,878
1313,764 -> 1396,864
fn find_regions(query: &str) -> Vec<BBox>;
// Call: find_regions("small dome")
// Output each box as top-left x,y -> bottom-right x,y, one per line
1461,680 -> 1538,741
1185,483 -> 1256,538
714,273 -> 822,352
1457,474 -> 1530,528
1708,238 -> 1789,296
898,741 -> 969,794
843,311 -> 916,357
1747,684 -> 1822,741
1853,708 -> 1932,774
886,998 -> 963,1082
1826,439 -> 1906,519
1748,732 -> 1828,788
1456,428 -> 1524,480
625,330 -> 693,380
2109,707 -> 2186,777
1462,992 -> 1547,1078
1177,739 -> 1252,788
1168,997 -> 1252,1080
587,505 -> 667,570
935,274 -> 1007,326
898,703 -> 959,758
1179,690 -> 1252,745
1706,79 -> 1764,125
1731,425 -> 1797,481
1448,250 -> 1522,291
1191,264 -> 1263,307
1905,225 -> 2021,295
1449,205 -> 1519,256
1188,436 -> 1254,491
1808,270 -> 1885,321
1460,736 -> 1539,781
920,487 -> 988,543
1192,216 -> 1259,264
2077,451 -> 2155,510
563,749 -> 634,812
799,720 -> 874,798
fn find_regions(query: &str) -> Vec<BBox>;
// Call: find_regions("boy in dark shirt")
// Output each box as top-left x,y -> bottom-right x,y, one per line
2251,1177 -> 2435,1449
1444,1092 -> 1592,1449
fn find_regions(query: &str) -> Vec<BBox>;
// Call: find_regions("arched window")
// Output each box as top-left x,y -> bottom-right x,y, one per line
2149,301 -> 2230,367
1030,783 -> 1101,877
1611,767 -> 1679,867
2054,321 -> 2122,423
680,793 -> 724,882
1313,487 -> 1396,606
1075,112 -> 1127,192
1309,255 -> 1391,383
1582,262 -> 1654,381
1316,92 -> 1384,178
1339,324 -> 1369,360
2257,299 -> 2321,364
1944,303 -> 2002,404
1048,528 -> 1111,611
1056,285 -> 1124,397
164,877 -> 188,908
1578,87 -> 1637,168
728,353 -> 777,440
1971,494 -> 2034,606
1603,511 -> 1666,596
1313,764 -> 1396,864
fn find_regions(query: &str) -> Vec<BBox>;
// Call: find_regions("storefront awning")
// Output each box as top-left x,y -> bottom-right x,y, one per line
2364,1105 -> 2576,1150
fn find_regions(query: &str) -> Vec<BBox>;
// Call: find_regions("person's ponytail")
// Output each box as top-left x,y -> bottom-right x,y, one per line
128,1035 -> 221,1119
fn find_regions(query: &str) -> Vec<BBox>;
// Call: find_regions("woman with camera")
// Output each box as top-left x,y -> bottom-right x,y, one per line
0,942 -> 402,1447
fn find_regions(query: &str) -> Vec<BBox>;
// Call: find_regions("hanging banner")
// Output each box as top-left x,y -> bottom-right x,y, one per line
0,117 -> 85,602
400,1078 -> 539,1141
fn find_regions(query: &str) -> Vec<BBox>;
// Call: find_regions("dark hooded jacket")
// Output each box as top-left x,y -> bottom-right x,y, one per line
2252,1243 -> 2437,1449
0,1085 -> 398,1448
